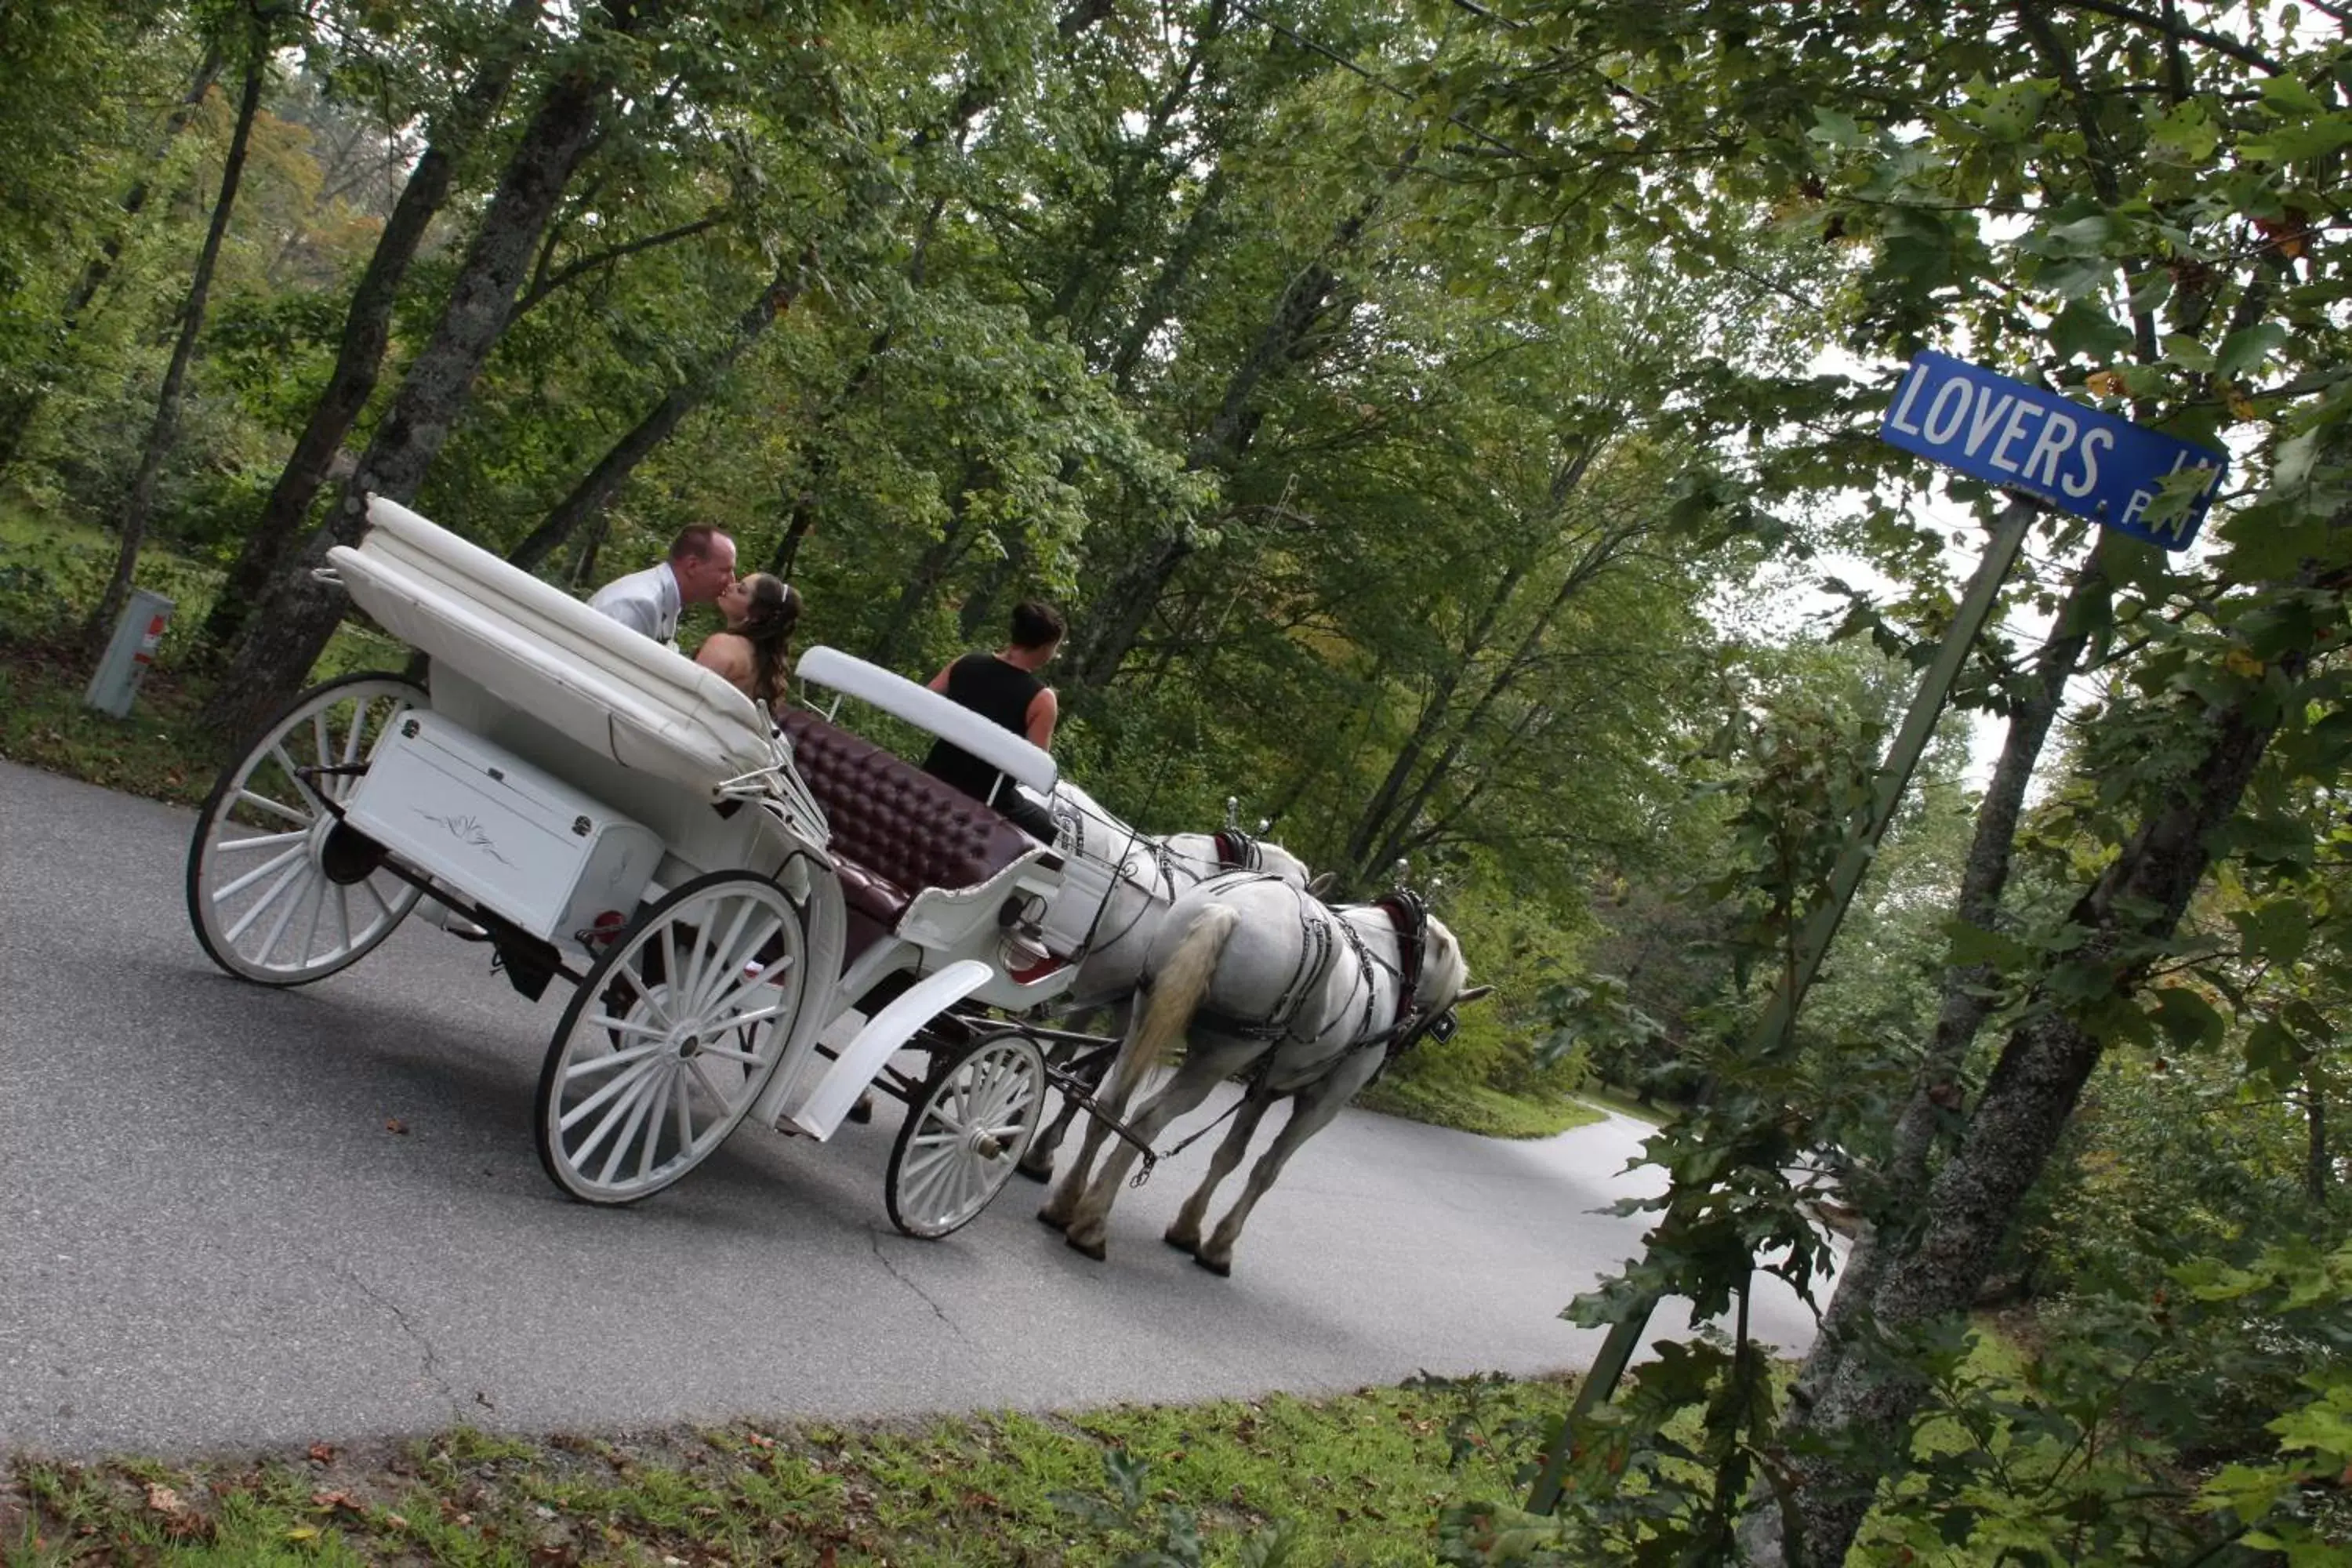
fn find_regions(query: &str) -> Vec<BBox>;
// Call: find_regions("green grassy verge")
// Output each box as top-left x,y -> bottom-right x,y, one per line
0,510 -> 409,803
1356,1075 -> 1605,1140
1,1378 -> 1572,1567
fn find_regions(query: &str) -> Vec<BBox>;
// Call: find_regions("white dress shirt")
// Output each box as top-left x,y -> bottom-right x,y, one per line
586,561 -> 682,646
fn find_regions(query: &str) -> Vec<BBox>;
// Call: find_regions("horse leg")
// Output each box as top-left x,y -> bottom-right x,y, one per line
1193,1071 -> 1361,1278
1039,1068 -> 1128,1230
1165,1080 -> 1274,1255
1019,1001 -> 1131,1182
1061,1051 -> 1236,1260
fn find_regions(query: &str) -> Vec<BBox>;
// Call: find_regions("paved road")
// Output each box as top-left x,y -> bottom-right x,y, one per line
0,760 -> 1839,1459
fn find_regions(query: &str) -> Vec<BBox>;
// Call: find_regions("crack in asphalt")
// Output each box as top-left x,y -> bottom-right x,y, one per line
866,1230 -> 971,1345
335,1264 -> 467,1421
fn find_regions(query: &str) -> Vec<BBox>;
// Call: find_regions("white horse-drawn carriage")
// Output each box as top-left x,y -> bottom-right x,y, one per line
186,496 -> 1483,1269
183,497 -> 1204,1236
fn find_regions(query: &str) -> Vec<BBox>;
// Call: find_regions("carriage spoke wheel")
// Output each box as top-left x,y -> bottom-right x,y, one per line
886,1029 -> 1047,1239
186,672 -> 426,985
536,871 -> 811,1205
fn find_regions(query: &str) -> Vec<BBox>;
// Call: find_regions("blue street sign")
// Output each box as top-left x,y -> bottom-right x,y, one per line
1880,349 -> 2228,550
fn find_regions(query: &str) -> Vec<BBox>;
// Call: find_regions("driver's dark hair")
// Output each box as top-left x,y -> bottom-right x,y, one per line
1009,599 -> 1065,650
668,524 -> 724,563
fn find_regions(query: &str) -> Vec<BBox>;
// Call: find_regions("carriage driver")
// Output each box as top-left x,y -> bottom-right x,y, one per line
586,524 -> 739,648
921,599 -> 1065,842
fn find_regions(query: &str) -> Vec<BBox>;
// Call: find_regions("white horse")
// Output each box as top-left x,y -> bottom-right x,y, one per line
1014,782 -> 1317,1181
1040,873 -> 1488,1274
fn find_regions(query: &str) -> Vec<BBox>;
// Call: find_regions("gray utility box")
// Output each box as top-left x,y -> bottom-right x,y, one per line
343,710 -> 663,948
83,588 -> 174,718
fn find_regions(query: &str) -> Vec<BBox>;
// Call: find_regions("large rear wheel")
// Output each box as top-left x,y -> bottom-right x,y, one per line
535,871 -> 814,1204
185,672 -> 426,985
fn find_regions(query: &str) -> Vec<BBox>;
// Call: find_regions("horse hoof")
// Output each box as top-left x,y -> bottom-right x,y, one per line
1036,1207 -> 1069,1232
1163,1230 -> 1200,1255
1015,1161 -> 1052,1184
1065,1233 -> 1107,1262
1193,1253 -> 1232,1278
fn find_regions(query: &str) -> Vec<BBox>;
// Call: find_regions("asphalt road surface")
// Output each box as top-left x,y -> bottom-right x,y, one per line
1,759 -> 1840,1459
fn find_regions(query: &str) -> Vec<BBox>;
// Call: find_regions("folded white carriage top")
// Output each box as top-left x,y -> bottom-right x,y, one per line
328,495 -> 780,797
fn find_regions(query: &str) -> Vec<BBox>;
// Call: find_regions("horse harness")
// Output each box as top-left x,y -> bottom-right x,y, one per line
1214,827 -> 1264,872
1182,878 -> 1440,1069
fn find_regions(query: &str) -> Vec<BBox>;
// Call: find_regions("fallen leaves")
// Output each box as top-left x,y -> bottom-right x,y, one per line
384,1117 -> 409,1135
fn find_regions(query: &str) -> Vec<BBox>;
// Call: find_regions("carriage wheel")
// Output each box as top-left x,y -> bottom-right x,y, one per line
885,1028 -> 1047,1240
536,871 -> 811,1205
185,672 -> 426,986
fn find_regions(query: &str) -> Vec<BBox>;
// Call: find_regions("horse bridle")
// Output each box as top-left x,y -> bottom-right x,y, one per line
1370,885 -> 1457,1067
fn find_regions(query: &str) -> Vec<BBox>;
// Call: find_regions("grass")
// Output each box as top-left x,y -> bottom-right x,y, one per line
0,1378 -> 1576,1567
1356,1074 -> 1605,1141
0,505 -> 409,804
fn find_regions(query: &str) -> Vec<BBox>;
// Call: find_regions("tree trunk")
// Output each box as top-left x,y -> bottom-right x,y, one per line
83,37 -> 267,659
867,462 -> 989,670
1108,164 -> 1229,397
1808,538 -> 2114,1350
1063,158 -> 1412,693
199,0 -> 546,655
506,255 -> 807,575
2307,1050 -> 2331,1207
202,5 -> 651,746
1744,640 -> 2304,1568
0,41 -> 223,474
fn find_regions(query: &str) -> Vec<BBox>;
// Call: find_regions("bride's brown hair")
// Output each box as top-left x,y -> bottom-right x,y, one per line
736,573 -> 800,708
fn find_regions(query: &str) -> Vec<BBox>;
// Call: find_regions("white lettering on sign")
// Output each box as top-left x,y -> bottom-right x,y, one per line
2066,429 -> 2110,497
2022,409 -> 2078,486
1888,361 -> 1932,433
1964,391 -> 2016,458
1989,399 -> 2043,473
1920,377 -> 1971,445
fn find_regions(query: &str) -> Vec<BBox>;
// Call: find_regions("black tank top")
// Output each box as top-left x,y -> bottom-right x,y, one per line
923,652 -> 1043,803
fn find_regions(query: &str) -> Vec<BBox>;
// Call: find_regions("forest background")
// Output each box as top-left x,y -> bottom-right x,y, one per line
0,1 -> 2346,1563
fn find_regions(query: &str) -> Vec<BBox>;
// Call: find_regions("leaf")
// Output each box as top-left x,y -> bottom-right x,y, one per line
2161,334 -> 2216,372
384,1118 -> 408,1135
2147,986 -> 2225,1051
146,1483 -> 185,1515
2216,322 -> 2290,379
1945,919 -> 2031,971
285,1526 -> 321,1542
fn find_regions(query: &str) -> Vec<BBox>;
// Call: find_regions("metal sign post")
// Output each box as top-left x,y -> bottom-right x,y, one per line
1530,352 -> 2221,1516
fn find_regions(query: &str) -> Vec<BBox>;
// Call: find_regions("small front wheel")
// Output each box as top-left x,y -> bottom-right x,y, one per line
185,672 -> 426,985
885,1028 -> 1047,1239
536,871 -> 814,1205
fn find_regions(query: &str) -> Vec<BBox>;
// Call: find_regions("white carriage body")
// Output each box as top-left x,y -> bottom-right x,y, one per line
343,711 -> 663,946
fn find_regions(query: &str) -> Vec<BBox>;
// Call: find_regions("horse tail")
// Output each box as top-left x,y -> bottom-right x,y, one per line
1106,902 -> 1242,1105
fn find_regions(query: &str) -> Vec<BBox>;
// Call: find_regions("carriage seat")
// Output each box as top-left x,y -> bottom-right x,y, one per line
779,708 -> 1038,931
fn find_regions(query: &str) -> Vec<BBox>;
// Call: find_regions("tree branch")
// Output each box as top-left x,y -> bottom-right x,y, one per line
2051,0 -> 2284,74
514,209 -> 731,316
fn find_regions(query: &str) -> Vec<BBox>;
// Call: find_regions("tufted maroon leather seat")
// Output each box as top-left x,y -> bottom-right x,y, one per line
779,708 -> 1044,936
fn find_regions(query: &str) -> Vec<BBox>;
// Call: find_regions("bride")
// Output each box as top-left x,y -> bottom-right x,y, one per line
694,572 -> 800,717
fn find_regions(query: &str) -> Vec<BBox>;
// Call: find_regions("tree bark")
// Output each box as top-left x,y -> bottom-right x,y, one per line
202,3 -> 652,746
506,253 -> 808,575
198,0 -> 546,655
0,41 -> 223,474
1063,156 -> 1413,693
84,34 -> 267,659
1744,639 -> 2305,1567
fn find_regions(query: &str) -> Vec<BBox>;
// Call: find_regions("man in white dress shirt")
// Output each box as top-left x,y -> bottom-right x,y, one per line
586,524 -> 739,645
